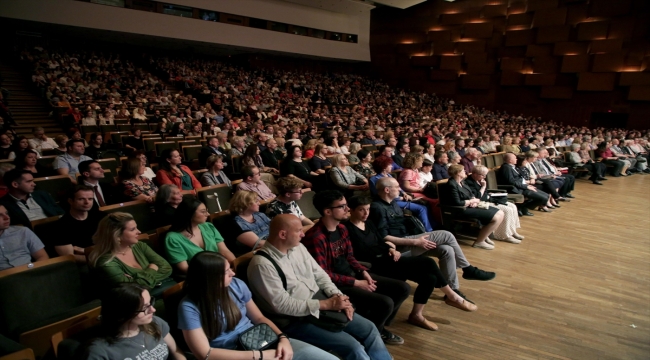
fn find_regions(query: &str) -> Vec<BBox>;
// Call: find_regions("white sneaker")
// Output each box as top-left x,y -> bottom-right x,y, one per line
513,233 -> 525,240
472,242 -> 495,250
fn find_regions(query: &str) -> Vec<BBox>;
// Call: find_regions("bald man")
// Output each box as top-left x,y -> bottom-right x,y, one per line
496,152 -> 548,216
247,215 -> 391,360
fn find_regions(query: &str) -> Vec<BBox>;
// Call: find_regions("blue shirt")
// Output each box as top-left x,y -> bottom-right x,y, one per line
0,226 -> 44,271
178,277 -> 254,349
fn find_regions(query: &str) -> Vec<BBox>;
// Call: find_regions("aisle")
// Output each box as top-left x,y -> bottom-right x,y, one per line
388,175 -> 650,360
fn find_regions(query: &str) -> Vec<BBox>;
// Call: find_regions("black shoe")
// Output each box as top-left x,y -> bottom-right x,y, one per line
558,197 -> 570,202
444,288 -> 475,305
592,180 -> 603,185
381,329 -> 404,345
598,176 -> 608,180
644,169 -> 650,174
565,194 -> 575,198
462,265 -> 496,281
522,209 -> 534,216
517,210 -> 523,217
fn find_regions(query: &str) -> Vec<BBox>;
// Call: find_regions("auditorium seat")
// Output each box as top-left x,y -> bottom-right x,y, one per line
197,184 -> 231,214
296,191 -> 321,221
33,175 -> 72,203
99,200 -> 157,234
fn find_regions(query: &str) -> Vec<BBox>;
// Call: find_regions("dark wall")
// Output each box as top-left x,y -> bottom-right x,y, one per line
370,0 -> 650,129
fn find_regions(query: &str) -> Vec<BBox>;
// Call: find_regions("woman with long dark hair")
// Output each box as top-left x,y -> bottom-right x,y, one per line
280,145 -> 319,189
156,149 -> 202,191
178,252 -> 336,360
86,283 -> 186,359
164,198 -> 235,273
240,144 -> 278,181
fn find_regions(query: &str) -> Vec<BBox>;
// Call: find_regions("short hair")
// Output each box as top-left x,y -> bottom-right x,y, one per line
348,142 -> 361,155
348,195 -> 372,210
357,149 -> 370,161
472,164 -> 488,175
422,159 -> 433,167
376,177 -> 395,192
241,165 -> 257,179
54,134 -> 68,146
68,184 -> 94,200
402,153 -> 423,169
78,160 -> 99,177
66,139 -> 85,149
312,190 -> 345,215
330,154 -> 347,167
571,144 -> 580,151
372,155 -> 393,173
32,126 -> 44,133
229,190 -> 258,213
3,169 -> 32,187
206,154 -> 223,169
524,151 -> 537,160
120,158 -> 142,180
155,184 -> 179,208
448,164 -> 464,177
275,177 -> 304,195
434,151 -> 447,161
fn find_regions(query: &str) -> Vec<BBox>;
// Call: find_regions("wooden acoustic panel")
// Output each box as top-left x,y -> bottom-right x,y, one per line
590,39 -> 623,53
440,55 -> 463,70
619,72 -> 650,86
608,17 -> 636,39
428,30 -> 452,42
464,23 -> 494,39
433,41 -> 456,55
482,4 -> 507,18
507,13 -> 534,26
501,71 -> 524,86
526,44 -> 552,57
525,74 -> 557,86
628,86 -> 650,101
467,61 -> 496,75
428,81 -> 458,95
577,72 -> 616,91
411,56 -> 439,67
577,21 -> 609,41
501,58 -> 525,71
460,74 -> 491,89
566,4 -> 589,25
532,7 -> 567,27
527,0 -> 559,11
533,56 -> 560,73
464,52 -> 488,64
457,40 -> 486,53
505,29 -> 536,47
588,0 -> 632,17
537,25 -> 571,43
554,42 -> 589,55
430,69 -> 459,81
540,86 -> 574,99
592,53 -> 625,72
561,55 -> 590,72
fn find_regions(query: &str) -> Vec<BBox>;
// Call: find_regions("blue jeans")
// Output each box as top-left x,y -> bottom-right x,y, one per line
291,339 -> 339,360
284,313 -> 392,360
396,200 -> 434,231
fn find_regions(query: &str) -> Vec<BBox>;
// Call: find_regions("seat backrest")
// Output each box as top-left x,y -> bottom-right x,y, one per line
96,158 -> 118,175
296,191 -> 321,220
183,145 -> 202,162
486,169 -> 498,189
99,200 -> 157,233
494,153 -> 504,167
33,175 -> 73,203
483,155 -> 496,169
197,185 -> 232,213
36,156 -> 58,170
0,256 -> 84,338
144,138 -> 162,152
51,312 -> 102,359
155,142 -> 178,157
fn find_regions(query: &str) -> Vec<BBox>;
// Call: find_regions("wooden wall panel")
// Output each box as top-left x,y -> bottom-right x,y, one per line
577,21 -> 609,41
566,4 -> 589,25
501,72 -> 524,86
501,58 -> 525,71
592,54 -> 625,72
554,42 -> 590,55
526,44 -> 553,57
428,30 -> 452,42
537,25 -> 571,43
561,55 -> 590,72
482,5 -> 508,18
464,23 -> 494,39
457,40 -> 486,53
608,18 -> 636,39
577,73 -> 616,91
532,8 -> 567,27
505,29 -> 536,46
440,55 -> 463,70
461,74 -> 491,89
590,39 -> 623,54
540,86 -> 574,98
464,52 -> 488,64
411,56 -> 439,67
528,0 -> 559,11
589,0 -> 632,17
533,56 -> 560,73
433,41 -> 456,55
467,60 -> 496,75
525,74 -> 557,85
428,81 -> 458,95
430,70 -> 459,81
619,72 -> 650,86
507,13 -> 534,26
628,86 -> 650,101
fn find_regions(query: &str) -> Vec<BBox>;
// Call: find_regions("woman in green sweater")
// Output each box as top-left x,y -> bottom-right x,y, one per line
164,198 -> 236,274
89,212 -> 173,295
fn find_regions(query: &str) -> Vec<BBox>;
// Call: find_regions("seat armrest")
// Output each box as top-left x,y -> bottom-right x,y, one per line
497,185 -> 514,190
486,189 -> 507,194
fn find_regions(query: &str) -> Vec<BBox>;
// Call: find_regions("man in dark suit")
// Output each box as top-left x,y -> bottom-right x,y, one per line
0,169 -> 64,228
78,160 -> 119,211
433,152 -> 450,181
496,153 -> 547,216
260,138 -> 282,171
198,137 -> 227,168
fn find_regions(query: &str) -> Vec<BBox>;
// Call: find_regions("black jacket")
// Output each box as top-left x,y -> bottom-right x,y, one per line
496,164 -> 528,194
0,191 -> 65,228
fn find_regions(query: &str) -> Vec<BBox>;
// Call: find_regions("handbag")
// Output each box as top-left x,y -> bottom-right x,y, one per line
255,251 -> 350,332
238,323 -> 278,351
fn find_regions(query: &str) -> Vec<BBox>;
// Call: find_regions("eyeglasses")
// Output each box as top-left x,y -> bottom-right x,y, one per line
328,204 -> 349,210
135,297 -> 155,315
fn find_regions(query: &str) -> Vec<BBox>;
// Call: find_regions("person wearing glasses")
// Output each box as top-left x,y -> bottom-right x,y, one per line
303,190 -> 411,346
179,252 -> 337,360
164,198 -> 236,274
266,177 -> 315,228
236,165 -> 276,202
85,283 -> 186,360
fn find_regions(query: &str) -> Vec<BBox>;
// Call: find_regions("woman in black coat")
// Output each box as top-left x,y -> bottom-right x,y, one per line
439,164 -> 503,250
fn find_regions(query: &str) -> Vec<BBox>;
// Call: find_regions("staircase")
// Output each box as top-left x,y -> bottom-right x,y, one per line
0,61 -> 62,137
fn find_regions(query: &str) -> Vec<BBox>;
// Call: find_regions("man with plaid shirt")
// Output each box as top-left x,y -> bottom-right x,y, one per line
303,190 -> 410,345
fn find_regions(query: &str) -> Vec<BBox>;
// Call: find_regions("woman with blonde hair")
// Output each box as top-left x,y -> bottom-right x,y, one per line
330,154 -> 369,197
228,190 -> 272,256
303,139 -> 318,159
347,142 -> 362,163
89,212 -> 173,293
502,137 -> 519,154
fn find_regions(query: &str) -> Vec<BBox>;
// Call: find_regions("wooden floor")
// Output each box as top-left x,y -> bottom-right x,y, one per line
388,174 -> 650,360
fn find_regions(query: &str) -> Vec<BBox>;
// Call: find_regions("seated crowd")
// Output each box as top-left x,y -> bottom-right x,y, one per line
0,43 -> 648,360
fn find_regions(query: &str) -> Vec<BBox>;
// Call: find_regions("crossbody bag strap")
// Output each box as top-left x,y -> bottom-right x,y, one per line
255,250 -> 287,290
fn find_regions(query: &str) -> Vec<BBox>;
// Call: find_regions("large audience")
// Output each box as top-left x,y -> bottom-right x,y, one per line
0,43 -> 649,360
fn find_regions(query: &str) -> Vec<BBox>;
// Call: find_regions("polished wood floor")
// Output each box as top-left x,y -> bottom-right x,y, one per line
388,174 -> 650,360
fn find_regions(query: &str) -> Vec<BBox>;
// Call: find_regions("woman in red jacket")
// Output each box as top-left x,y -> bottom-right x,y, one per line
155,149 -> 202,191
